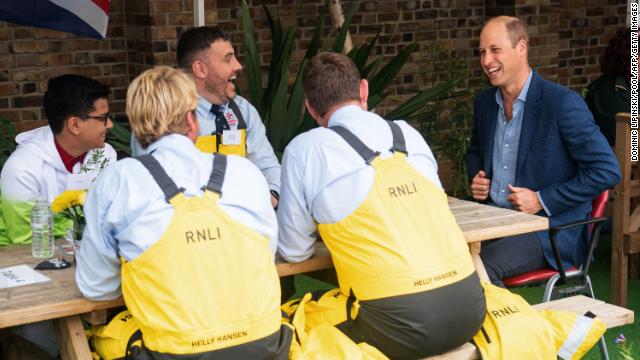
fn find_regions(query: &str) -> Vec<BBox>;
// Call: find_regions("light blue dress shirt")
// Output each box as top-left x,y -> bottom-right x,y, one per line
76,134 -> 277,301
131,95 -> 281,193
277,105 -> 443,263
490,71 -> 550,215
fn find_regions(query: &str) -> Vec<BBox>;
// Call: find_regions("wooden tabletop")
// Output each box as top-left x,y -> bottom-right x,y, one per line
0,197 -> 547,328
448,197 -> 548,243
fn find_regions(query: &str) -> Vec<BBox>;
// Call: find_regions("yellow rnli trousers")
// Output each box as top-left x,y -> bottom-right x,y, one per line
113,153 -> 290,359
292,121 -> 485,358
473,283 -> 606,360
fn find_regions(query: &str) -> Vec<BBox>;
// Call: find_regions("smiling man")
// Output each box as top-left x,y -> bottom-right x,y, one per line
0,74 -> 117,246
131,26 -> 281,207
465,16 -> 620,285
0,74 -> 117,356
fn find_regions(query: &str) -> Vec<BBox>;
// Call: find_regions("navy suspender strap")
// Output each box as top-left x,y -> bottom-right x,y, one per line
329,126 -> 380,165
228,98 -> 247,130
135,154 -> 185,203
204,154 -> 227,195
386,120 -> 407,154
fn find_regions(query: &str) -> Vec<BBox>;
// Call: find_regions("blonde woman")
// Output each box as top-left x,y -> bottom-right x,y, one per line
77,66 -> 290,359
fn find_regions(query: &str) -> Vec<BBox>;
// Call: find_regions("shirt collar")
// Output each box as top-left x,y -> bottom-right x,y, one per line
146,133 -> 200,156
495,70 -> 533,108
327,104 -> 365,127
54,138 -> 85,172
197,96 -> 229,115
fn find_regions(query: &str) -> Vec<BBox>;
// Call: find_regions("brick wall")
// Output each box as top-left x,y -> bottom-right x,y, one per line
0,0 -> 128,132
0,0 -> 627,132
557,0 -> 627,90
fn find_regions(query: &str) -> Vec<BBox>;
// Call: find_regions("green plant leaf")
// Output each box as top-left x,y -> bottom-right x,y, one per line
385,76 -> 463,120
350,32 -> 380,77
368,43 -> 417,98
106,119 -> 132,156
0,116 -> 17,169
303,0 -> 329,61
241,0 -> 263,113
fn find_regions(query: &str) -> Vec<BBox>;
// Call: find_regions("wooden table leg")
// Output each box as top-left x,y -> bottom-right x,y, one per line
612,187 -> 628,307
53,315 -> 92,360
82,309 -> 107,326
468,243 -> 490,282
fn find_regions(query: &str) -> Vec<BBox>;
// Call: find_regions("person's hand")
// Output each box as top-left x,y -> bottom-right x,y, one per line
507,184 -> 542,214
271,194 -> 279,209
470,170 -> 491,201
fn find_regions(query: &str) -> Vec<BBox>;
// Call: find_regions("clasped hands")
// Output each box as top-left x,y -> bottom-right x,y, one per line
470,170 -> 542,214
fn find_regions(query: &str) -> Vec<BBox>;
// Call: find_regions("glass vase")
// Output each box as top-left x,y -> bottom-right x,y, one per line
72,219 -> 85,254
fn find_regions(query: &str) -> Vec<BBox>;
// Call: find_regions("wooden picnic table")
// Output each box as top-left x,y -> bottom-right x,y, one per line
0,197 -> 548,359
279,197 -> 549,281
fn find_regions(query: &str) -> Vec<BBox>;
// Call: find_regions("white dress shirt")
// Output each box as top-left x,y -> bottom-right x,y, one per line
277,105 -> 442,263
77,134 -> 277,300
131,95 -> 282,193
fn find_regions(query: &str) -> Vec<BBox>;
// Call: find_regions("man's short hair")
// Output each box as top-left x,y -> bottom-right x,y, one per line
43,74 -> 109,134
302,52 -> 361,117
502,17 -> 530,48
177,26 -> 231,71
126,66 -> 199,148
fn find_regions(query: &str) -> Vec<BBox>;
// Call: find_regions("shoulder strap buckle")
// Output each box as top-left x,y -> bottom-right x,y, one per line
203,154 -> 228,195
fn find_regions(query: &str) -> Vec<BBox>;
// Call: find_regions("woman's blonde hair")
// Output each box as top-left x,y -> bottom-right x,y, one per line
126,66 -> 199,148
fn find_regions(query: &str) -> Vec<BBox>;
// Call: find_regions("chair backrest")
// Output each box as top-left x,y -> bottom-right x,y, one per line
581,189 -> 610,277
591,190 -> 609,219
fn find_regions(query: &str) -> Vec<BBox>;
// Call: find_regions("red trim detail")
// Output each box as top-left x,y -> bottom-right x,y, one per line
90,0 -> 110,15
503,267 -> 577,287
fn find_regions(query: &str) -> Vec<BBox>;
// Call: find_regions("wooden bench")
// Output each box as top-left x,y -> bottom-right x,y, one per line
423,295 -> 634,360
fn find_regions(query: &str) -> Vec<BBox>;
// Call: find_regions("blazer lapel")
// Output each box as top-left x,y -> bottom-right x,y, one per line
483,89 -> 498,177
516,72 -> 542,182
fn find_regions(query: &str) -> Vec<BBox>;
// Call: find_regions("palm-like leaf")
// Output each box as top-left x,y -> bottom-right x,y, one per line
241,0 -> 263,113
240,0 -> 461,154
106,119 -> 132,155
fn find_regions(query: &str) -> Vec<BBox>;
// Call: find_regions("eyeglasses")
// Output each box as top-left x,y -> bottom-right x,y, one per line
77,113 -> 112,126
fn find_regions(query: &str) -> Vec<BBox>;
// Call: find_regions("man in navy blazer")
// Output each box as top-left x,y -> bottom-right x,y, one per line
465,16 -> 620,285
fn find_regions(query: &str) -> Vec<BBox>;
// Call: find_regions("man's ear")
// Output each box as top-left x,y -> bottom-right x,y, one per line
359,79 -> 369,110
191,60 -> 206,80
66,116 -> 82,136
305,99 -> 325,127
517,39 -> 527,57
185,111 -> 199,143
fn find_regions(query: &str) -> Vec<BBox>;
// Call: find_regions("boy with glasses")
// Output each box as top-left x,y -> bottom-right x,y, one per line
0,74 -> 117,246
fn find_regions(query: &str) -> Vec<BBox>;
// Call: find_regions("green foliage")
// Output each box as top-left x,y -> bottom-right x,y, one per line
614,334 -> 636,360
0,116 -> 17,170
106,117 -> 132,156
241,0 -> 462,156
418,42 -> 486,198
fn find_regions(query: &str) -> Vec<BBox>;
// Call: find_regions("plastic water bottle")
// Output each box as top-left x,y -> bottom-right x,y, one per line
31,198 -> 54,258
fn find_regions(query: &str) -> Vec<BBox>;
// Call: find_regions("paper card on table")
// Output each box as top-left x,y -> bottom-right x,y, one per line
66,173 -> 94,190
0,265 -> 51,289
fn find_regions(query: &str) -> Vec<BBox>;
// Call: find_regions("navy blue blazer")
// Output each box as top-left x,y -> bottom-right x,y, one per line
466,71 -> 621,270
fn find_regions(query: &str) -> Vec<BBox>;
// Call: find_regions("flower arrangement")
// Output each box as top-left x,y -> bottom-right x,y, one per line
51,190 -> 87,242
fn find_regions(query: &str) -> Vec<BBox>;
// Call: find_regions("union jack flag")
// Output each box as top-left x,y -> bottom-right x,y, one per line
0,0 -> 110,39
